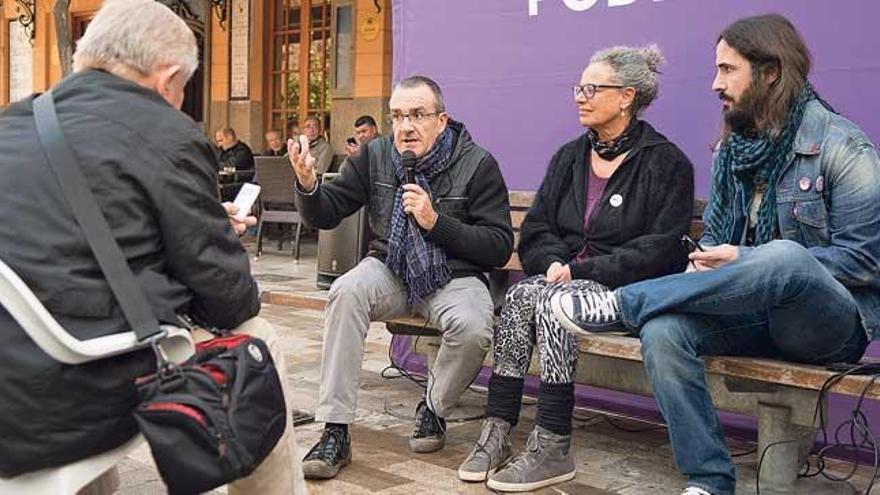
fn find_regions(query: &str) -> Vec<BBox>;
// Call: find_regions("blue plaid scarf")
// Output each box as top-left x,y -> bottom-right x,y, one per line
385,127 -> 456,305
705,84 -> 815,245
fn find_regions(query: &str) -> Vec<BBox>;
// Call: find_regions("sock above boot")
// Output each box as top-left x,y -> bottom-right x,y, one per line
486,373 -> 525,427
536,381 -> 575,436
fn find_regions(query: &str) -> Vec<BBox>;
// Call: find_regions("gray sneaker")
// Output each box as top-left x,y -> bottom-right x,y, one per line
458,417 -> 513,482
486,425 -> 576,492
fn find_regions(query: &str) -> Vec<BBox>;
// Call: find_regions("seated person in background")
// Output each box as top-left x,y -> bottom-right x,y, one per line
0,1 -> 305,493
552,15 -> 878,495
458,45 -> 694,492
263,129 -> 287,157
215,126 -> 255,172
344,115 -> 380,157
301,115 -> 334,175
340,115 -> 381,173
286,120 -> 300,141
289,75 -> 514,480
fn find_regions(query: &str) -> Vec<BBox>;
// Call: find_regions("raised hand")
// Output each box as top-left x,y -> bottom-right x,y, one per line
287,135 -> 318,191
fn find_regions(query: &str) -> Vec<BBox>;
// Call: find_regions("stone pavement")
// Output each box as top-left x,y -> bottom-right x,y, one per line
115,237 -> 875,494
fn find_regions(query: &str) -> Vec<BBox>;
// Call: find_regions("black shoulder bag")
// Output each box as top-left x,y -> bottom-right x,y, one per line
33,92 -> 286,495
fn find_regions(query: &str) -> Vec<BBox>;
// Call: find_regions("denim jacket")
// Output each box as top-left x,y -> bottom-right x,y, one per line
702,100 -> 880,340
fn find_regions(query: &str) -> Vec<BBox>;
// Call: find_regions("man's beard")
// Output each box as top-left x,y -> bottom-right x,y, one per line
721,82 -> 768,136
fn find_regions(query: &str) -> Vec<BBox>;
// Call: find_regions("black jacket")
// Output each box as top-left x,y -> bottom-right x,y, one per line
262,147 -> 287,157
295,120 -> 514,278
0,70 -> 259,476
518,121 -> 694,288
219,140 -> 255,171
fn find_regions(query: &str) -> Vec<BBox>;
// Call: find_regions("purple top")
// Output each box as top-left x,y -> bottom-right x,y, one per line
574,163 -> 609,262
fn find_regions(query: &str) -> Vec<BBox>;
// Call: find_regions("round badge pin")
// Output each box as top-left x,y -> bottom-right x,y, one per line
609,194 -> 623,207
815,175 -> 824,192
799,176 -> 812,191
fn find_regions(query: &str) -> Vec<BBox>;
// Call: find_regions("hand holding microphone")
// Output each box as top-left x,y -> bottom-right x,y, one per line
400,151 -> 438,231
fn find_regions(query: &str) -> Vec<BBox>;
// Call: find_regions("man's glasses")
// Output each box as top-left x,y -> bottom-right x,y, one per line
386,110 -> 442,125
572,83 -> 625,100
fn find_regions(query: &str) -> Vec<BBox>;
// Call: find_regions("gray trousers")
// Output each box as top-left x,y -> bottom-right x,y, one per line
316,257 -> 494,422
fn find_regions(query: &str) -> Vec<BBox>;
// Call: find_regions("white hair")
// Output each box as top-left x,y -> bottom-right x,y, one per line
73,0 -> 198,82
591,44 -> 665,115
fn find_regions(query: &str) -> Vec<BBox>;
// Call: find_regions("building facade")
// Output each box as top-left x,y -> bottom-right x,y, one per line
0,0 -> 393,153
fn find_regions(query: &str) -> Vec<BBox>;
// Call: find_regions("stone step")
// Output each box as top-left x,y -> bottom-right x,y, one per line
260,290 -> 327,311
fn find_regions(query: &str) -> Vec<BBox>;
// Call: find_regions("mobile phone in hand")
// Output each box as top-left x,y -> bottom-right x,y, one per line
346,137 -> 357,146
680,235 -> 705,253
232,183 -> 261,221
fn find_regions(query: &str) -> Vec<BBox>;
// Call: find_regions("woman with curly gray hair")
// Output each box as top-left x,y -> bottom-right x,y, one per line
457,45 -> 695,492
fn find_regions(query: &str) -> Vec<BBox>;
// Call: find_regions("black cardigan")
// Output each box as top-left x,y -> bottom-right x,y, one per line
518,121 -> 694,288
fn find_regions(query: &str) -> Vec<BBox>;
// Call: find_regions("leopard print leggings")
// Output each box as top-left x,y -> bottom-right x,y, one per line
493,275 -> 608,384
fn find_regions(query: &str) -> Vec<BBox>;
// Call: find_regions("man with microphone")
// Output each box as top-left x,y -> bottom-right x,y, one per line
289,75 -> 513,479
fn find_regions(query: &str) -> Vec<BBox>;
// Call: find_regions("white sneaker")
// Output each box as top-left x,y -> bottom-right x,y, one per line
681,487 -> 713,495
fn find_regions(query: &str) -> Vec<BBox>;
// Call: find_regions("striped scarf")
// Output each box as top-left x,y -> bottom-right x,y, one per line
385,127 -> 455,305
705,84 -> 816,245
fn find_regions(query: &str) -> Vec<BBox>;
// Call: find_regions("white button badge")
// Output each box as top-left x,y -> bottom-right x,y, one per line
610,194 -> 623,208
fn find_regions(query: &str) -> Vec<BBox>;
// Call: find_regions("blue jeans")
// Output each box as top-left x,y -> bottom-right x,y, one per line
617,240 -> 869,495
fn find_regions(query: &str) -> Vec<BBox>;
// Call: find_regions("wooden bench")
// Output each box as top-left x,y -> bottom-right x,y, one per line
385,190 -> 880,493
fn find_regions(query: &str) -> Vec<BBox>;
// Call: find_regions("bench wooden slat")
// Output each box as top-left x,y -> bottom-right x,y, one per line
386,318 -> 443,336
577,336 -> 880,399
703,355 -> 880,400
386,315 -> 433,329
510,210 -> 527,230
389,319 -> 880,400
575,333 -> 642,361
574,335 -> 880,399
502,252 -> 521,271
689,221 -> 704,240
509,190 -> 536,209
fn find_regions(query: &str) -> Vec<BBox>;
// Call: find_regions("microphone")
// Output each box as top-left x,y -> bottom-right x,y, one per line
402,150 -> 417,185
401,150 -> 418,229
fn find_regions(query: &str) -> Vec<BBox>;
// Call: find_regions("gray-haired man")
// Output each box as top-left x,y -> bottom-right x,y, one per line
0,1 -> 304,493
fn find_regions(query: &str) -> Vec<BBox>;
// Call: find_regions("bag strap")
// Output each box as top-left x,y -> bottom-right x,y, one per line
32,91 -> 162,343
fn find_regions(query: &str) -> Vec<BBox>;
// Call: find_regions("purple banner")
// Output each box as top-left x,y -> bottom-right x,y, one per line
392,0 -> 880,195
392,0 -> 880,454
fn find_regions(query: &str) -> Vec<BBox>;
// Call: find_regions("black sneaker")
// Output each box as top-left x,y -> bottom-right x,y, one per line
550,288 -> 624,335
302,425 -> 351,479
409,400 -> 446,453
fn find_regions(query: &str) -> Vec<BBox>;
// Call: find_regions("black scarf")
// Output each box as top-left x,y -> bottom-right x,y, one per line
587,118 -> 642,160
385,127 -> 455,305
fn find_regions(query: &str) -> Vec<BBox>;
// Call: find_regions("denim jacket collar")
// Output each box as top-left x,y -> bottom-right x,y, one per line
792,100 -> 827,156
